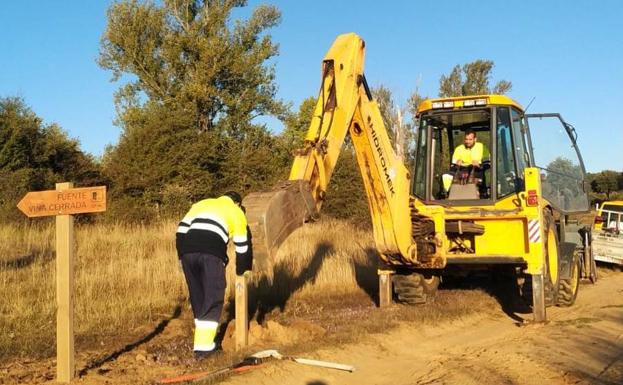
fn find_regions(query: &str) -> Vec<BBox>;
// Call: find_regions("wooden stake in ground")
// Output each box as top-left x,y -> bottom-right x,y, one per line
235,273 -> 249,350
378,269 -> 393,307
56,182 -> 75,382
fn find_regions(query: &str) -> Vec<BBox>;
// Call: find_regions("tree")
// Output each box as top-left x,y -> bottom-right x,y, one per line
0,97 -> 102,221
322,143 -> 370,226
542,157 -> 587,211
99,0 -> 287,134
277,97 -> 370,226
372,85 -> 418,165
281,96 -> 316,150
98,0 -> 288,220
591,170 -> 620,200
372,86 -> 399,146
407,90 -> 426,119
439,60 -> 512,97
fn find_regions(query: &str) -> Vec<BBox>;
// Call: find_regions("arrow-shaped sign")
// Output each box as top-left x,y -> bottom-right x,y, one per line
17,186 -> 107,217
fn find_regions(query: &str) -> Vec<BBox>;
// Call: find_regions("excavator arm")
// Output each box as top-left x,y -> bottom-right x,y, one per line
244,33 -> 418,271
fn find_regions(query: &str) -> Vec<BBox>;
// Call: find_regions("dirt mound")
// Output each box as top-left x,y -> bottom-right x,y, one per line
221,318 -> 326,351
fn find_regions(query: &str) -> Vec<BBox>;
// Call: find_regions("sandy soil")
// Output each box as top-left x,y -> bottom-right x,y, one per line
2,272 -> 622,385
222,273 -> 623,385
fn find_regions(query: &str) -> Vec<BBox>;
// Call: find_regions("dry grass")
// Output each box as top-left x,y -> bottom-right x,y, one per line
238,219 -> 378,312
0,220 -> 186,360
1,218 -> 497,363
0,218 -> 378,361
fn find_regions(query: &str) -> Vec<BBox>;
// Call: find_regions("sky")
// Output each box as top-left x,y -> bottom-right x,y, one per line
0,0 -> 621,172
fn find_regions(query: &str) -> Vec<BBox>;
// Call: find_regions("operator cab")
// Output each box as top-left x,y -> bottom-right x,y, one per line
412,95 -> 589,213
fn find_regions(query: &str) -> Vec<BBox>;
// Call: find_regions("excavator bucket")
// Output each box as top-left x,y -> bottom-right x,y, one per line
242,180 -> 317,272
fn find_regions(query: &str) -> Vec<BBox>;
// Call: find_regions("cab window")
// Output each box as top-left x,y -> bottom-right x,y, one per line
412,122 -> 427,198
416,109 -> 491,200
496,107 -> 516,198
511,108 -> 528,190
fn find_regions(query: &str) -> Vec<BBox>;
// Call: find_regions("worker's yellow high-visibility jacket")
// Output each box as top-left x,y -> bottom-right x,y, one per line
176,196 -> 250,266
452,142 -> 484,165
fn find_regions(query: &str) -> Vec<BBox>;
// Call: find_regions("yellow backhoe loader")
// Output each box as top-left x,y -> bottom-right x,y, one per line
243,33 -> 592,322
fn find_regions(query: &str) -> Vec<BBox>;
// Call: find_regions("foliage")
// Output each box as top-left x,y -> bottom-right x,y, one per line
322,142 -> 371,227
439,60 -> 512,97
590,170 -> 621,200
372,85 -> 417,168
99,0 -> 287,133
586,170 -> 623,203
98,0 -> 288,221
407,90 -> 426,119
542,157 -> 590,211
278,96 -> 369,225
373,86 -> 400,152
0,97 -> 102,221
281,96 -> 316,150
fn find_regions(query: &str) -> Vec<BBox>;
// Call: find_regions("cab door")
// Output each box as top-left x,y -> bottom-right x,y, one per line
525,113 -> 589,213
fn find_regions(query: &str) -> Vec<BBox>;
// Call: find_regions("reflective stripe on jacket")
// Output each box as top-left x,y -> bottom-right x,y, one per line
176,196 -> 250,264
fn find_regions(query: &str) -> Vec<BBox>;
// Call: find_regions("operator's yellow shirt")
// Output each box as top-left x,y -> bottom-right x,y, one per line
452,142 -> 484,165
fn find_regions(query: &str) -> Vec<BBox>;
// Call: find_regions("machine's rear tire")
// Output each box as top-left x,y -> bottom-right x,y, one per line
392,271 -> 440,305
557,258 -> 580,307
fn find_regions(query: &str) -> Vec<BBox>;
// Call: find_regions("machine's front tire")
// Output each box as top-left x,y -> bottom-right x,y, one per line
520,212 -> 560,308
543,212 -> 560,306
557,257 -> 580,307
392,271 -> 440,305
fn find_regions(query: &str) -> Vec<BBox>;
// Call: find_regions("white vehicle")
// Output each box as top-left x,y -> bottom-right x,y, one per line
593,201 -> 623,266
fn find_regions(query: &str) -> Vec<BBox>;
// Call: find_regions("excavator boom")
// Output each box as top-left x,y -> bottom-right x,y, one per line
243,33 -> 417,271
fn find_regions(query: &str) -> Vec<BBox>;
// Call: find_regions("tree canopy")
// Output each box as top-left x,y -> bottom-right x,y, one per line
439,60 -> 512,97
98,0 -> 288,220
99,0 -> 287,133
0,97 -> 102,221
589,170 -> 623,201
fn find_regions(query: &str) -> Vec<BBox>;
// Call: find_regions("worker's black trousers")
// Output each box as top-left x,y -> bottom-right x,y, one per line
180,252 -> 226,322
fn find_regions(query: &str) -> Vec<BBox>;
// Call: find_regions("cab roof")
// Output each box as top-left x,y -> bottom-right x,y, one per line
417,95 -> 524,115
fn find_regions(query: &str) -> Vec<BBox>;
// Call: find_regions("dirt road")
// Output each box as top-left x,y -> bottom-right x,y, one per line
222,274 -> 623,385
2,272 -> 621,385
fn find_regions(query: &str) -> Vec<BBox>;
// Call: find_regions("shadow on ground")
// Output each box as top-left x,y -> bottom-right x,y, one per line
78,303 -> 183,376
216,242 -> 334,344
440,267 -> 532,323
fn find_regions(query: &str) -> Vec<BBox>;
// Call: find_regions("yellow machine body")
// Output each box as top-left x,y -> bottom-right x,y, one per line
243,33 -> 590,318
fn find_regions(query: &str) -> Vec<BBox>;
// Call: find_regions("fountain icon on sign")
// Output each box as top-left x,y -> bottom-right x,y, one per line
90,190 -> 106,202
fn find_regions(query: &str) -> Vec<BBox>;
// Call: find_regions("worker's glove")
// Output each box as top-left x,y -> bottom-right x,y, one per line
236,253 -> 252,276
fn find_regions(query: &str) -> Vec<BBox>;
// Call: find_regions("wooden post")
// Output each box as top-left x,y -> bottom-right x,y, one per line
378,269 -> 393,308
531,273 -> 547,322
55,182 -> 75,382
235,274 -> 248,350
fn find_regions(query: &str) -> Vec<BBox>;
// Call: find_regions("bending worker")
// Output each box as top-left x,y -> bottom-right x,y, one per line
176,191 -> 252,359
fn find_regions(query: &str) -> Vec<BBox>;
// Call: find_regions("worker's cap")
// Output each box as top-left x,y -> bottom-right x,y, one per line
223,191 -> 243,205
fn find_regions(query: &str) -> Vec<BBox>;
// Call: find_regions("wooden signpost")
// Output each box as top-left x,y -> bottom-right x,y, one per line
17,185 -> 106,217
17,183 -> 106,383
